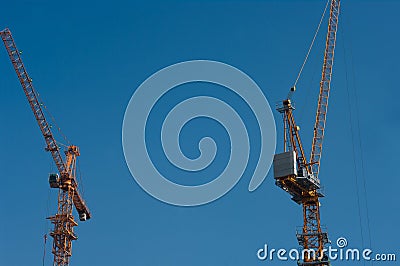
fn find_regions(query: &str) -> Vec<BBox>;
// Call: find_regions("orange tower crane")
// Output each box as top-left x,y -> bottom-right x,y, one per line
0,28 -> 91,266
273,1 -> 340,265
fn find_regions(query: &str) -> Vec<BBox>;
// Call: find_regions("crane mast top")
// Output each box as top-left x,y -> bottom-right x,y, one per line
274,0 -> 340,202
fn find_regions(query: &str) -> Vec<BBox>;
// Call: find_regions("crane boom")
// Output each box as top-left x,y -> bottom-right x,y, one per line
0,28 -> 66,173
1,28 -> 91,266
310,0 -> 340,179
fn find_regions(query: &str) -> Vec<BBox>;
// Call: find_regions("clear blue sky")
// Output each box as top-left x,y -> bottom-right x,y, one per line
1,1 -> 398,265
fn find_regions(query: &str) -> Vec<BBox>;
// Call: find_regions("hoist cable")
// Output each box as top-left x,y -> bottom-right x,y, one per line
292,0 -> 330,90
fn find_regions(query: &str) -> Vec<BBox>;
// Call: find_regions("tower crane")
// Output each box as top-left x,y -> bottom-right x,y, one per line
273,1 -> 340,265
0,28 -> 91,266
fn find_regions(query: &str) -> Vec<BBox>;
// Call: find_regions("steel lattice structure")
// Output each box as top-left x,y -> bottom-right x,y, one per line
273,1 -> 340,265
1,28 -> 91,266
311,0 -> 340,180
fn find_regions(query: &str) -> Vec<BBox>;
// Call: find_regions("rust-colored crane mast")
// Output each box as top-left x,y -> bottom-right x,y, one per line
0,28 -> 91,266
273,1 -> 340,265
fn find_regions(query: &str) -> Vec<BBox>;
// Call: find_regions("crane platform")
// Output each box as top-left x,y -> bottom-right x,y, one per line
273,151 -> 324,204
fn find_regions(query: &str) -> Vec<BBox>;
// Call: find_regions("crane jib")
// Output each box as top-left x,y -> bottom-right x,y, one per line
310,0 -> 340,180
0,29 -> 66,174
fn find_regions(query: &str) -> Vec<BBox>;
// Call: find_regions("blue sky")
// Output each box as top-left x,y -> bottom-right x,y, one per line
1,0 -> 399,265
